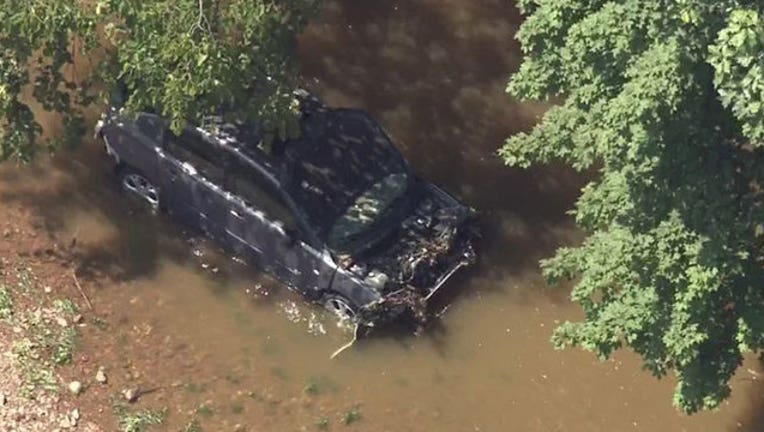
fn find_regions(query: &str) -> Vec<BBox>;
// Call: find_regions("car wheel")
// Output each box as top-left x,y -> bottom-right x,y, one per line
118,166 -> 160,211
322,293 -> 358,324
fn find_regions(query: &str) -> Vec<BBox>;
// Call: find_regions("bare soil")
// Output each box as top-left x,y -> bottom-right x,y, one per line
0,204 -> 106,431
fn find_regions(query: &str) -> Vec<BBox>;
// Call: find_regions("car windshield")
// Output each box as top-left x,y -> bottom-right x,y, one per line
281,109 -> 410,251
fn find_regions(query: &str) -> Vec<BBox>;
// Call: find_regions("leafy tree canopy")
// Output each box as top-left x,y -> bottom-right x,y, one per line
0,0 -> 319,162
502,0 -> 764,413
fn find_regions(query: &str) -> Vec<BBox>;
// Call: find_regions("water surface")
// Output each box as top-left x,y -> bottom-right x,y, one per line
1,1 -> 762,430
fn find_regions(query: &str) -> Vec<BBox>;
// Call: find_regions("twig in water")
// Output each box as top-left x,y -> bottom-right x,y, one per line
330,323 -> 359,359
71,270 -> 93,311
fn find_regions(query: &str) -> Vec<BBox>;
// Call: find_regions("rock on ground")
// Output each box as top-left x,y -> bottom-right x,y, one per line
0,328 -> 101,432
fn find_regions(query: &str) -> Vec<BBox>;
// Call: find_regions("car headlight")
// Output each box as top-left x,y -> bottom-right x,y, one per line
364,270 -> 389,292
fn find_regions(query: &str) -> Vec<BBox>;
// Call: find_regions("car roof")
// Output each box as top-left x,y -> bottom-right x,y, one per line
198,108 -> 408,236
195,107 -> 404,185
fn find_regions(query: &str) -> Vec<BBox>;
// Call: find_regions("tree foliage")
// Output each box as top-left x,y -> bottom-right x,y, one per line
502,0 -> 764,413
0,0 -> 319,162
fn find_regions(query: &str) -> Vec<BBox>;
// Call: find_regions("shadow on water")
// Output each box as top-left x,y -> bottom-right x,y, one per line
0,145 -> 266,301
0,1 -> 761,431
0,142 -> 331,329
291,0 -> 588,357
734,364 -> 764,431
300,0 -> 586,295
0,0 -> 586,333
0,0 -> 586,309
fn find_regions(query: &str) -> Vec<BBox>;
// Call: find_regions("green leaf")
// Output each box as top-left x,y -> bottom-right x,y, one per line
506,0 -> 764,414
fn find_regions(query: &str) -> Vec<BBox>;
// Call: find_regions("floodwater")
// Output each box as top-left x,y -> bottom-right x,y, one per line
1,1 -> 763,431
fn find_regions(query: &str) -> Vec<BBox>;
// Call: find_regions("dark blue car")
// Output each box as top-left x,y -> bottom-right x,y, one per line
95,93 -> 477,326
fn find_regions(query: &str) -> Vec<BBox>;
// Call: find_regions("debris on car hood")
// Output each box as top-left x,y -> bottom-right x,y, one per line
354,183 -> 479,328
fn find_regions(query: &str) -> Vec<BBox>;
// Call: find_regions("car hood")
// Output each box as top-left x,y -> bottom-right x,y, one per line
356,181 -> 478,299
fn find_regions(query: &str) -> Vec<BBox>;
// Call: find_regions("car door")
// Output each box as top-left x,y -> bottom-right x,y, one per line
159,129 -> 229,237
224,159 -> 334,294
103,112 -> 163,183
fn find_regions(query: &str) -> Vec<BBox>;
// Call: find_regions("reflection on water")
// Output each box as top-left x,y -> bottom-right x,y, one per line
0,0 -> 761,430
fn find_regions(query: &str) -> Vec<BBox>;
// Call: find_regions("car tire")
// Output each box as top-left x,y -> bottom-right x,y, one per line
117,165 -> 161,211
321,293 -> 359,324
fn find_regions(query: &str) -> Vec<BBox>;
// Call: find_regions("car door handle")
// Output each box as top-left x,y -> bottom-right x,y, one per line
230,209 -> 243,219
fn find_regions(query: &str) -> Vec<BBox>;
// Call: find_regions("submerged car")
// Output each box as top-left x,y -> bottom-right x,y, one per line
95,93 -> 477,326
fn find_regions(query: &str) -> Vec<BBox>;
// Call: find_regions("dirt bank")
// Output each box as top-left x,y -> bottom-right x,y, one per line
0,202 -> 103,431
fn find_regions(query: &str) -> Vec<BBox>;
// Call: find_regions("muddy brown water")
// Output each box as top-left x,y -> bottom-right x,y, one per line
2,1 -> 764,430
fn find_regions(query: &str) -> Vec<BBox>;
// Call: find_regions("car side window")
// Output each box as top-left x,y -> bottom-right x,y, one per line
135,114 -> 163,142
165,129 -> 225,184
227,161 -> 297,231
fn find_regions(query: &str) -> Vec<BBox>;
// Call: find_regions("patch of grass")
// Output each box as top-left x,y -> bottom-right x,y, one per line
10,339 -> 38,363
114,404 -> 166,432
11,305 -> 77,395
224,372 -> 242,384
51,326 -> 76,365
1,266 -> 81,398
16,266 -> 36,293
247,390 -> 264,402
92,316 -> 109,331
22,304 -> 77,366
270,366 -> 289,381
24,366 -> 59,395
231,402 -> 244,414
183,382 -> 203,393
12,338 -> 59,396
231,310 -> 249,326
117,333 -> 130,346
316,416 -> 330,430
342,407 -> 361,426
53,299 -> 78,315
196,404 -> 214,417
393,376 -> 409,387
0,285 -> 13,320
184,419 -> 203,432
304,376 -> 339,396
304,380 -> 320,395
260,340 -> 279,356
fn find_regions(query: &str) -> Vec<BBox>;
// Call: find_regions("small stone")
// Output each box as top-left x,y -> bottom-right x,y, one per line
2,229 -> 11,238
122,388 -> 139,403
0,392 -> 6,406
44,286 -> 53,294
59,417 -> 73,429
95,367 -> 107,384
59,409 -> 79,429
68,381 -> 83,396
56,317 -> 68,327
73,314 -> 83,324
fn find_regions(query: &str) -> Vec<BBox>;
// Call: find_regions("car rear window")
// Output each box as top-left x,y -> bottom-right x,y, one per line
280,109 -> 409,243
